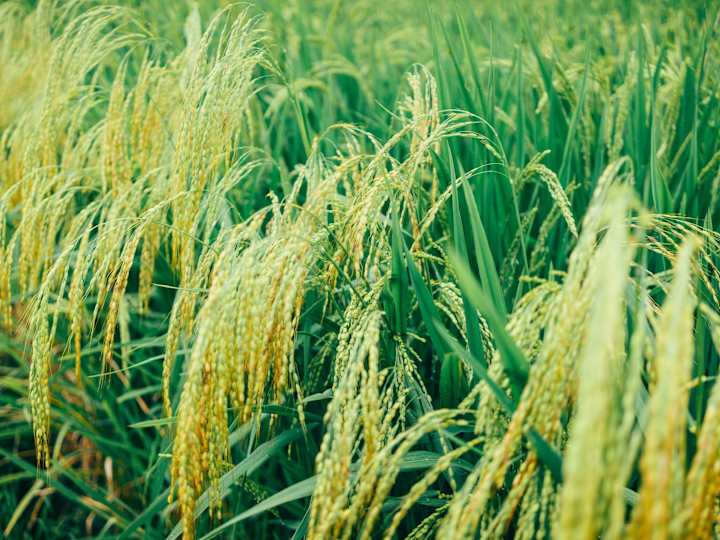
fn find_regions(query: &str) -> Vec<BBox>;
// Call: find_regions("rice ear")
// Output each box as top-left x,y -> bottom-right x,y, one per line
681,304 -> 720,538
555,191 -> 633,539
628,236 -> 701,539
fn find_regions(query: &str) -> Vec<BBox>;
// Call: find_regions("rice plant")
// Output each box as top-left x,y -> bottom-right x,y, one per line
1,0 -> 719,538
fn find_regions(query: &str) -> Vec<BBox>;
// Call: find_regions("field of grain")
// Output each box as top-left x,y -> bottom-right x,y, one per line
1,1 -> 719,538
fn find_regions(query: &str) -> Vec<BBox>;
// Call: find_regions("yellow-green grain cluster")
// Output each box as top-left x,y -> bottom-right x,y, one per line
2,1 -> 719,539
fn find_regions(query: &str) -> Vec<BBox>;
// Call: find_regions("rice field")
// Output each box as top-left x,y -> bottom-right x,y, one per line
1,0 -> 719,538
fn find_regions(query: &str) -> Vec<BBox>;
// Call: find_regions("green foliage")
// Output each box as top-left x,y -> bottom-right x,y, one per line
1,0 -> 719,539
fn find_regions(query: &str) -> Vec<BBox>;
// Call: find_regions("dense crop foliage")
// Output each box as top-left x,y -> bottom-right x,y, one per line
1,0 -> 719,538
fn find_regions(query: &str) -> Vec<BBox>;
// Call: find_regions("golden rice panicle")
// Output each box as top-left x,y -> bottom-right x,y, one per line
329,69 -> 455,283
628,236 -> 701,539
0,2 -> 49,130
607,54 -> 637,163
681,304 -> 720,538
19,5 -> 134,184
555,189 -> 634,540
529,205 -> 562,274
0,198 -> 12,330
486,453 -> 541,537
138,220 -> 160,315
438,160 -> 631,539
682,378 -> 720,538
69,227 -> 92,380
88,189 -> 142,337
168,8 -> 262,281
381,433 -> 483,540
471,279 -> 559,445
355,409 -> 469,540
101,58 -> 129,194
400,65 -> 440,162
158,205 -> 263,416
168,228 -> 255,538
27,235 -> 76,467
161,239 -> 221,416
307,287 -> 384,540
28,295 -> 52,468
519,153 -> 577,238
129,55 -> 174,176
24,197 -> 102,463
5,6 -> 141,403
100,225 -> 143,379
170,165 -> 334,538
161,209 -> 264,416
307,279 -> 460,540
405,506 -> 447,540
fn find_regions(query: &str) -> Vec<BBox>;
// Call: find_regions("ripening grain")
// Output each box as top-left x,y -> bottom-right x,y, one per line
1,1 -> 719,539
